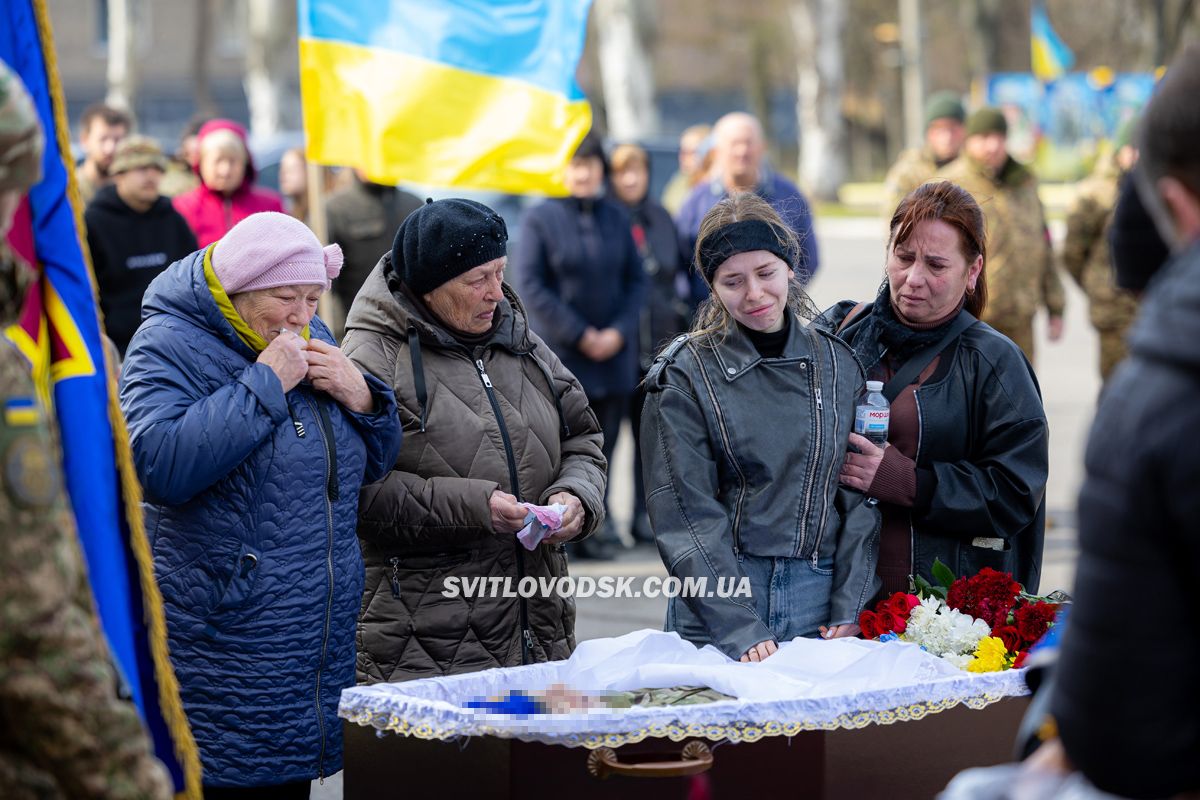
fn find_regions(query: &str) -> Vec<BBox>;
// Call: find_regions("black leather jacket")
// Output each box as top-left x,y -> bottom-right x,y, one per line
818,302 -> 1049,592
640,316 -> 880,659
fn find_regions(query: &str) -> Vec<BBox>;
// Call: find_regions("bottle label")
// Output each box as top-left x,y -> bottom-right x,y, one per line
854,407 -> 890,440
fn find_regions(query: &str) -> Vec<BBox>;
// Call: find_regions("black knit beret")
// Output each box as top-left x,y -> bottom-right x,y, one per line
392,198 -> 508,295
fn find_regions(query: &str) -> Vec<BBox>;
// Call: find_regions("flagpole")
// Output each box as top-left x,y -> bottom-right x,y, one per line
306,158 -> 334,324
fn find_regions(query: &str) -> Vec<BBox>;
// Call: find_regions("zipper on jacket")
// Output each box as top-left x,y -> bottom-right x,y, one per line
389,556 -> 402,599
797,354 -> 823,558
694,353 -> 748,554
474,354 -> 535,664
304,395 -> 337,780
812,337 -> 841,565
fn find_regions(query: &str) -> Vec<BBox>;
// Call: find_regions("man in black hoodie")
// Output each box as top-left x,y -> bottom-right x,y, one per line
85,135 -> 197,355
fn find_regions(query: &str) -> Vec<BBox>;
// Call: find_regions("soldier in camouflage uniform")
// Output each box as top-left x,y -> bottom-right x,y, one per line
0,60 -> 172,800
1062,126 -> 1141,382
882,91 -> 967,215
941,108 -> 1065,363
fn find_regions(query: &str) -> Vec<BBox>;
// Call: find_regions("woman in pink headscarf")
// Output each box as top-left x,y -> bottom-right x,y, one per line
172,118 -> 284,247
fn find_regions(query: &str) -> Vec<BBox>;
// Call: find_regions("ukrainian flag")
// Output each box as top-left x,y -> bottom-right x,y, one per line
299,0 -> 594,195
1,1 -> 200,796
1031,1 -> 1074,83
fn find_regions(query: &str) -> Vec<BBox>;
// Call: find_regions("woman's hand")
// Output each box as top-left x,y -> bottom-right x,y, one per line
304,339 -> 373,413
543,491 -> 585,544
257,330 -> 308,392
739,639 -> 778,662
819,623 -> 862,639
839,433 -> 887,492
489,489 -> 528,534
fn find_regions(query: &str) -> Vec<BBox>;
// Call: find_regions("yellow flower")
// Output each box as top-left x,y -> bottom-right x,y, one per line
966,636 -> 1009,673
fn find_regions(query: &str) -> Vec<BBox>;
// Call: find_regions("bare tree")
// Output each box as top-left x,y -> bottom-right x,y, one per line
592,0 -> 661,140
192,0 -> 218,117
790,0 -> 848,201
959,0 -> 1004,92
1153,0 -> 1198,64
244,0 -> 298,138
105,0 -> 137,113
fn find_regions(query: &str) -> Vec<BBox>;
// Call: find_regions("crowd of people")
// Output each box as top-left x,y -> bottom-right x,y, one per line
2,38 -> 1198,798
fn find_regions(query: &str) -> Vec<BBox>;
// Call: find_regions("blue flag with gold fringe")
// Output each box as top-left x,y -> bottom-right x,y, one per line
0,1 -> 200,796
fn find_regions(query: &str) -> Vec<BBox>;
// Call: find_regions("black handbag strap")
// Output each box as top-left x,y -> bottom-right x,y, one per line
882,311 -> 977,402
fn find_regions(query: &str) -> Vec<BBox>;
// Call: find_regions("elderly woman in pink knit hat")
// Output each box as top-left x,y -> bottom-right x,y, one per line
119,212 -> 401,796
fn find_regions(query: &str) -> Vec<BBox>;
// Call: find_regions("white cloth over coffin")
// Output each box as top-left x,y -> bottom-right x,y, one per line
339,629 -> 1028,745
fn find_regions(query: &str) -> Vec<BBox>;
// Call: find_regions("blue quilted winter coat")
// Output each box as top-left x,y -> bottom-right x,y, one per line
119,249 -> 401,787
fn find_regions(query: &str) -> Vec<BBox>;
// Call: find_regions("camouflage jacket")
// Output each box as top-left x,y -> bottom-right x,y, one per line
941,154 -> 1066,322
882,146 -> 940,216
0,248 -> 171,799
1062,158 -> 1139,331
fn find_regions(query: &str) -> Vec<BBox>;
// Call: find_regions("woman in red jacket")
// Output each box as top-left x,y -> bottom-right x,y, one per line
172,118 -> 283,247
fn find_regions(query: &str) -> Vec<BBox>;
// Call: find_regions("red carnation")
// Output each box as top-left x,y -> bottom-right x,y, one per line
859,610 -> 880,639
1012,650 -> 1029,669
946,567 -> 1022,629
1014,601 -> 1059,645
993,625 -> 1022,654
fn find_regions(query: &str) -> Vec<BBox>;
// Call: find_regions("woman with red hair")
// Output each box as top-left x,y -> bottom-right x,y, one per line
823,181 -> 1049,597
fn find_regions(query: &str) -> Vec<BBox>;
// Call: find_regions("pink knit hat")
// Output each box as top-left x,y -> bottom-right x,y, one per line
212,212 -> 343,294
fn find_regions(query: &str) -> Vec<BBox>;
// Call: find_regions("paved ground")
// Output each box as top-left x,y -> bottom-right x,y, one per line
316,216 -> 1095,798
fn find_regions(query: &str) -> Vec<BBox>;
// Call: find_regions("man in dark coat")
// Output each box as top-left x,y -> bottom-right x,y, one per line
1050,44 -> 1200,799
326,169 -> 422,312
85,135 -> 197,354
514,133 -> 645,558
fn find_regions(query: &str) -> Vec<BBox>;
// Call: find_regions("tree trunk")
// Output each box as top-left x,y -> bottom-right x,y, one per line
960,0 -> 1003,95
790,0 -> 848,202
244,0 -> 298,139
592,0 -> 660,140
899,0 -> 926,151
192,0 -> 218,117
105,0 -> 137,113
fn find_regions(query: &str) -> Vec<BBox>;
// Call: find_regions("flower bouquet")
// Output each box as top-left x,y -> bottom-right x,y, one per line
858,561 -> 1064,672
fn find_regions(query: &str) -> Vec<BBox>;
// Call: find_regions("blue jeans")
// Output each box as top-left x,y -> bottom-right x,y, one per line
666,554 -> 834,650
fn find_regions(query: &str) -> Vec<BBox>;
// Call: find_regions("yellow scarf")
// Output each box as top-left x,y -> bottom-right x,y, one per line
203,244 -> 311,353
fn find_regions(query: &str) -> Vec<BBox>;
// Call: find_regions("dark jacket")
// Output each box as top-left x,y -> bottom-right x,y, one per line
623,197 -> 693,370
640,319 -> 880,659
85,185 -> 198,354
819,302 -> 1049,592
342,256 -> 607,683
1051,241 -> 1200,799
325,176 -> 423,311
676,171 -> 820,287
514,196 -> 646,400
119,250 -> 402,786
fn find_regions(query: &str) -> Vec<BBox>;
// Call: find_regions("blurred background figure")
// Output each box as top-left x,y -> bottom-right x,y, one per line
278,145 -> 309,224
676,112 -> 819,284
86,135 -> 197,356
159,114 -> 208,199
326,169 -> 422,315
1061,117 -> 1142,384
943,107 -> 1065,364
659,123 -> 712,216
1,58 -> 173,800
75,102 -> 131,206
882,90 -> 966,214
172,118 -> 283,247
609,142 -> 692,545
515,132 -> 645,559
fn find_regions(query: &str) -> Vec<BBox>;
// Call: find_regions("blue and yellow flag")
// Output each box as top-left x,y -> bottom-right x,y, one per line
1031,1 -> 1074,83
298,0 -> 593,195
1,1 -> 200,796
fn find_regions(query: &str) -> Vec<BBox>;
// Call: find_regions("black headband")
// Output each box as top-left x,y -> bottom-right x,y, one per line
696,219 -> 796,281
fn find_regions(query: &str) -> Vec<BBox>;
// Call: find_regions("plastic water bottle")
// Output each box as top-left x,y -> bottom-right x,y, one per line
854,381 -> 890,446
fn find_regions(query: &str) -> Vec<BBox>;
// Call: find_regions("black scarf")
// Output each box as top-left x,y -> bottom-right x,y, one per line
857,281 -> 965,367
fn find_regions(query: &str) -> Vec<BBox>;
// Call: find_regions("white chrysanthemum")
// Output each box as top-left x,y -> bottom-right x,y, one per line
902,597 -> 990,657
